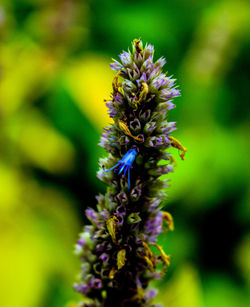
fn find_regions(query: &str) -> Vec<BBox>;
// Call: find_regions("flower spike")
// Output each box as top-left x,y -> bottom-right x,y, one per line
74,39 -> 185,307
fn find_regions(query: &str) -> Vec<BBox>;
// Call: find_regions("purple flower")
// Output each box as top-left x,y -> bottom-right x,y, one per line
154,56 -> 166,68
110,60 -> 123,71
157,121 -> 177,134
136,72 -> 147,85
170,88 -> 181,98
146,136 -> 170,148
74,39 -> 184,307
74,283 -> 88,294
116,204 -> 126,215
160,88 -> 181,100
142,55 -> 154,71
89,278 -> 102,289
167,101 -> 175,110
160,164 -> 174,174
144,43 -> 154,58
119,51 -> 131,66
144,121 -> 157,134
130,186 -> 142,201
113,93 -> 123,104
145,211 -> 163,234
99,253 -> 109,264
151,74 -> 169,90
77,237 -> 85,247
95,242 -> 107,253
86,208 -> 98,223
146,288 -> 158,301
119,135 -> 130,145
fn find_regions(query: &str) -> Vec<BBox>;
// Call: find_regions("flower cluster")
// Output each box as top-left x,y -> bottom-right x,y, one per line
74,39 -> 186,307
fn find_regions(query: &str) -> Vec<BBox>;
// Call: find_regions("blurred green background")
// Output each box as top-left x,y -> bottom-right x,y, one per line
0,0 -> 249,306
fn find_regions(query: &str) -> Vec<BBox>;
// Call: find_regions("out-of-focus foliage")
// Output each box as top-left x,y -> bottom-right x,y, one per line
0,0 -> 249,306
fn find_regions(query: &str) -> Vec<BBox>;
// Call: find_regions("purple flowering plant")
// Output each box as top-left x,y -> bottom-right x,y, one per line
74,39 -> 187,307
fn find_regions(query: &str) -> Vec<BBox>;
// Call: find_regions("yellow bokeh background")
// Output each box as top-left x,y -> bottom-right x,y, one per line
0,0 -> 249,306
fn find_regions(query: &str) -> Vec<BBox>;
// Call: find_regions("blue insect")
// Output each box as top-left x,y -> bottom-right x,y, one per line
103,148 -> 137,189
